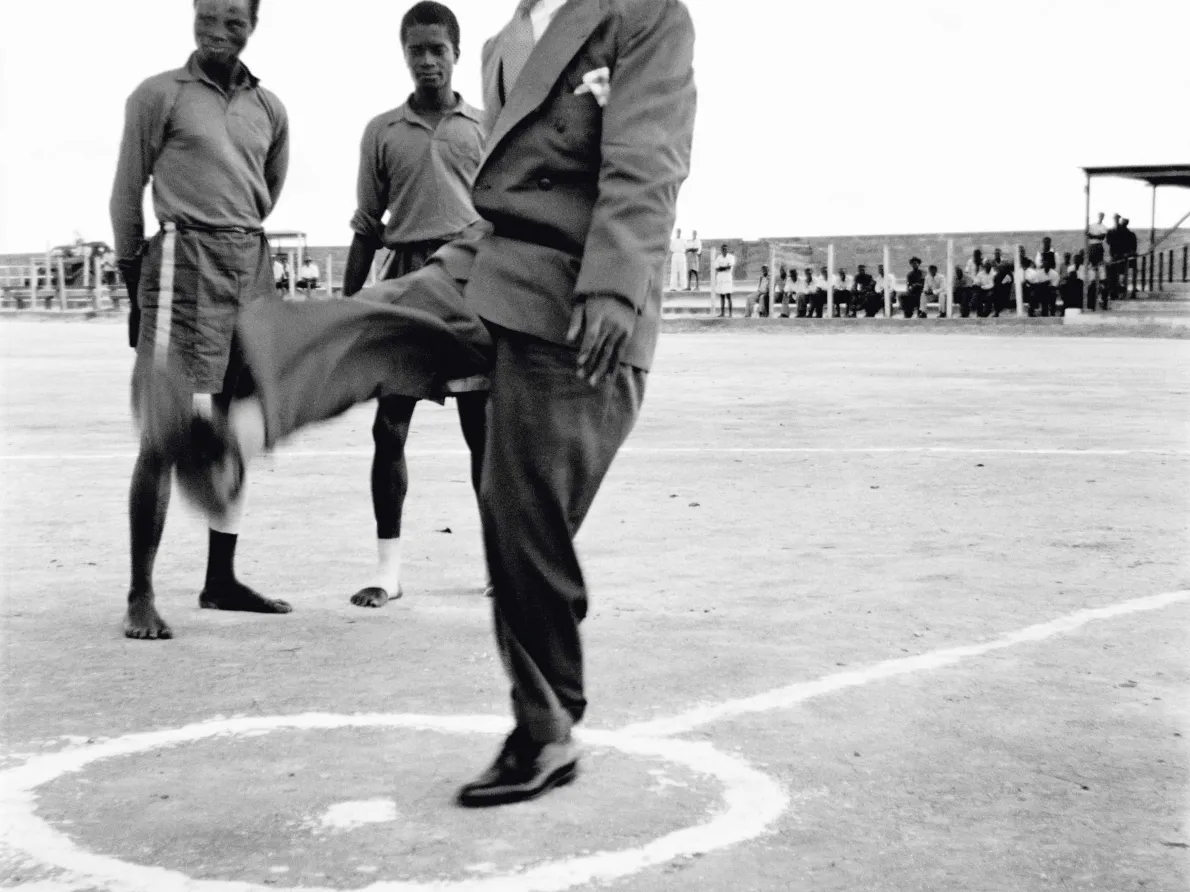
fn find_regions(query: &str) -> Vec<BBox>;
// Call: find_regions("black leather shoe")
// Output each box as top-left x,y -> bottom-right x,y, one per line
457,729 -> 578,808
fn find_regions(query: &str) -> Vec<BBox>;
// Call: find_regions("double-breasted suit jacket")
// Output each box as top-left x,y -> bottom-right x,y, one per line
433,0 -> 697,371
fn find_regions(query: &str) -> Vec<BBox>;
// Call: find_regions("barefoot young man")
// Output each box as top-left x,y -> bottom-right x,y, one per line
343,1 -> 489,609
110,0 -> 291,639
160,0 -> 696,805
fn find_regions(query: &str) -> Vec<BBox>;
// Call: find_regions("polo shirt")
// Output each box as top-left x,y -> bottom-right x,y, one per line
351,95 -> 485,247
110,53 -> 289,263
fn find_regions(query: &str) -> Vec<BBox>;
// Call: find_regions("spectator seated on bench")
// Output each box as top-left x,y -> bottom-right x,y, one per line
901,257 -> 925,318
973,261 -> 997,317
297,259 -> 320,292
831,268 -> 853,317
746,265 -> 771,317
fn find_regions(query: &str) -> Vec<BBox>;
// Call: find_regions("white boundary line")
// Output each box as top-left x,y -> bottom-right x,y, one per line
622,589 -> 1190,738
0,716 -> 786,892
2,446 -> 1187,462
1,590 -> 1186,892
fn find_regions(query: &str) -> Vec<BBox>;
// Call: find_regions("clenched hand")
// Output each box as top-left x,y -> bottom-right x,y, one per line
566,294 -> 637,387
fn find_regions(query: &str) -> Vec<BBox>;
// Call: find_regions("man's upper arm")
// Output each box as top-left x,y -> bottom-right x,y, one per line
264,95 -> 290,208
350,119 -> 388,247
575,0 -> 696,308
109,87 -> 160,264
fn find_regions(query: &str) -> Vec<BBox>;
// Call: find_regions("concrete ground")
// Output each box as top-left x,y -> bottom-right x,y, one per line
1,318 -> 1188,891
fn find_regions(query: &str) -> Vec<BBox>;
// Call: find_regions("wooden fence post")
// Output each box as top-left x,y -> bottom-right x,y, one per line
882,245 -> 891,317
946,238 -> 954,317
1014,247 -> 1024,317
57,256 -> 67,311
92,254 -> 102,312
826,244 -> 835,318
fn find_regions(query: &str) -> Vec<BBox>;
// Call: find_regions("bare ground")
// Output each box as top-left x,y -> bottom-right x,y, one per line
1,319 -> 1188,891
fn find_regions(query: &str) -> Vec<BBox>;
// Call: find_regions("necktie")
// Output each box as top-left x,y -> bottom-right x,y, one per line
502,0 -> 538,96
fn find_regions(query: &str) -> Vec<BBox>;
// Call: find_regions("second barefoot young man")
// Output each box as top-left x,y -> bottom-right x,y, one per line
342,1 -> 490,608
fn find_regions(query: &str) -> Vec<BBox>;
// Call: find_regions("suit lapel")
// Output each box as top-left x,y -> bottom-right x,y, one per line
480,32 -> 506,136
480,0 -> 607,170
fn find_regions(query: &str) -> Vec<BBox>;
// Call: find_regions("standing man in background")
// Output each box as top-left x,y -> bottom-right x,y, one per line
342,1 -> 490,608
111,0 -> 291,640
713,244 -> 736,316
669,228 -> 686,291
1087,211 -> 1108,308
1119,217 -> 1138,298
685,229 -> 702,290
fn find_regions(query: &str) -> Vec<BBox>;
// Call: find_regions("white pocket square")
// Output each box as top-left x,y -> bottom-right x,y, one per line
573,67 -> 610,107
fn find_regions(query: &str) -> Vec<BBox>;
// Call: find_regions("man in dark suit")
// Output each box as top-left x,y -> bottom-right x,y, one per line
158,0 -> 697,807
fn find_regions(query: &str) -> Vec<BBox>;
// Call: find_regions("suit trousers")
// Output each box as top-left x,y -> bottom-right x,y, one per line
234,266 -> 646,745
236,263 -> 493,450
481,327 -> 646,744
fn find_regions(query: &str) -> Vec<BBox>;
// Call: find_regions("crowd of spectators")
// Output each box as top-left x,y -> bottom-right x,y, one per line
692,213 -> 1144,319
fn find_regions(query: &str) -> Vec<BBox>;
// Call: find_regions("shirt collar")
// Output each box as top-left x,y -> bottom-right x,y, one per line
389,94 -> 482,128
177,52 -> 260,91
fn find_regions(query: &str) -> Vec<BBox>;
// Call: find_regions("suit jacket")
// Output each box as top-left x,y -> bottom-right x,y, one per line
433,0 -> 696,371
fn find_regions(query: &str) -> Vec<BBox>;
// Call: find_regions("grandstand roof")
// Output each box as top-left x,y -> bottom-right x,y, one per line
1082,165 -> 1190,189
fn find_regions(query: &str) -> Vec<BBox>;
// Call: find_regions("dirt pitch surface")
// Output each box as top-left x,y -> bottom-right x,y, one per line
2,318 -> 1188,892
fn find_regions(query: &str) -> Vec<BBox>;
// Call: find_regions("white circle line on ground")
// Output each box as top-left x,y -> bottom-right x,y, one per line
0,714 -> 788,892
621,589 -> 1190,738
2,446 -> 1186,462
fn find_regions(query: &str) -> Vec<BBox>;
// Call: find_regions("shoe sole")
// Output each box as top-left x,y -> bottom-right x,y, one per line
457,760 -> 578,808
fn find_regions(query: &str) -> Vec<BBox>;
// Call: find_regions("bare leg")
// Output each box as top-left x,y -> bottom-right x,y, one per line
125,446 -> 174,640
352,395 -> 416,608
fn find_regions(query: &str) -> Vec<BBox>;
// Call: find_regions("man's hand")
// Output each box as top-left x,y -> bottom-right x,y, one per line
566,294 -> 637,387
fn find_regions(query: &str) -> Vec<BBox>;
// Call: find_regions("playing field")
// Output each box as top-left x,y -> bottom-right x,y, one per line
1,318 -> 1188,892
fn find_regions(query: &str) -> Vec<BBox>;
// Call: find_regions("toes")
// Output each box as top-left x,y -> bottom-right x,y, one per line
269,599 -> 293,614
350,587 -> 389,609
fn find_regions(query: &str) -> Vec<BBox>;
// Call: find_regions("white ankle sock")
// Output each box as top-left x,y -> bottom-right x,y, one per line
368,538 -> 402,594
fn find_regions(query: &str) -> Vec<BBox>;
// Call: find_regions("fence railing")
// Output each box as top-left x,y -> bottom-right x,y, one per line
0,251 -> 352,311
1136,245 -> 1190,292
0,254 -> 118,311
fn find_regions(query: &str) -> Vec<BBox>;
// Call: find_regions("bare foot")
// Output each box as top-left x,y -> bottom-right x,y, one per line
350,584 -> 402,608
199,580 -> 292,613
124,592 -> 173,640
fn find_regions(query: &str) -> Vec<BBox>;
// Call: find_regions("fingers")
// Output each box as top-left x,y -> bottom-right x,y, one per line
566,303 -> 586,345
576,311 -> 604,380
580,323 -> 626,387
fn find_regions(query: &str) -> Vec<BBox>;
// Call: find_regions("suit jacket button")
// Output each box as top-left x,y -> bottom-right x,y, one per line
537,177 -> 553,191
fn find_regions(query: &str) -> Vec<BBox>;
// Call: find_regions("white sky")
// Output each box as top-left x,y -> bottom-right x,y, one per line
1,0 -> 1187,253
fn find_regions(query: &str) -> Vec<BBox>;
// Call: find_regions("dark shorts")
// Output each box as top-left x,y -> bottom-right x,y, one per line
132,224 -> 275,397
380,240 -> 488,398
237,261 -> 495,449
